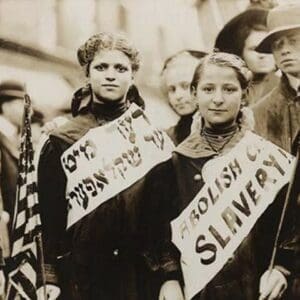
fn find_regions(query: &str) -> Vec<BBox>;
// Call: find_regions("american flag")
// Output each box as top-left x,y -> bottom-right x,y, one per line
6,94 -> 45,300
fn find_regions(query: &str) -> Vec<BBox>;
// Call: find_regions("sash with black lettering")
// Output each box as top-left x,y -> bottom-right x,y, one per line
62,104 -> 174,228
171,131 -> 295,300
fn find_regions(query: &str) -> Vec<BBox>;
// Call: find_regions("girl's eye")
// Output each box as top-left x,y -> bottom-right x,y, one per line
95,64 -> 106,71
202,86 -> 214,93
224,87 -> 237,93
181,82 -> 189,90
116,65 -> 128,73
168,86 -> 176,94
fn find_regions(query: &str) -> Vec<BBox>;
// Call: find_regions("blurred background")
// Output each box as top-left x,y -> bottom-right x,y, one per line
0,0 -> 286,127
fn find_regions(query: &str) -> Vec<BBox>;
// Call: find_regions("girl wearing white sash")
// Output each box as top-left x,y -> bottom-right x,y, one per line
142,52 -> 296,300
37,32 -> 162,300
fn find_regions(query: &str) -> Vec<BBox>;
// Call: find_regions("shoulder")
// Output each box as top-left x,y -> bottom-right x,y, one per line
145,158 -> 175,181
252,84 -> 282,115
252,85 -> 282,129
50,112 -> 97,145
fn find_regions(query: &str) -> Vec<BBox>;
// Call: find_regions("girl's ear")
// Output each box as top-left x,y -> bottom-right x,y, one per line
191,85 -> 197,97
241,89 -> 248,107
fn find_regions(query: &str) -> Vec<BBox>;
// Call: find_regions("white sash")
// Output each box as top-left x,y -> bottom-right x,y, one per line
171,131 -> 295,300
62,104 -> 174,228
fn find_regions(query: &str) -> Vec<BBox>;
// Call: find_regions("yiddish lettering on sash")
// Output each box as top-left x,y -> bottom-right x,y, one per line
62,104 -> 174,228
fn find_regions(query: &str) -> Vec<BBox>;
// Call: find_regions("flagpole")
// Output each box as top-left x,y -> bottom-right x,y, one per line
268,138 -> 300,272
24,94 -> 47,300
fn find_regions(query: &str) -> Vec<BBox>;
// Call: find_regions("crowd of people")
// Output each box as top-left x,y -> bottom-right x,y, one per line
0,1 -> 299,299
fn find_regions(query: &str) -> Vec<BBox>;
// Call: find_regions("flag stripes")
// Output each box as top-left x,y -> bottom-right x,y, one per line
6,94 -> 45,300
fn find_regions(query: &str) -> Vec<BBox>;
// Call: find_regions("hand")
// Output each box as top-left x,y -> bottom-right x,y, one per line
259,268 -> 287,299
159,280 -> 184,300
0,270 -> 5,296
37,284 -> 61,300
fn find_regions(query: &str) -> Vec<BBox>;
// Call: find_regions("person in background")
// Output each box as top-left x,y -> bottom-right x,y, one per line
253,4 -> 300,297
0,80 -> 45,233
142,52 -> 294,300
37,32 -> 165,300
0,80 -> 46,298
253,2 -> 300,153
0,80 -> 24,242
0,80 -> 26,299
161,50 -> 206,145
215,9 -> 279,106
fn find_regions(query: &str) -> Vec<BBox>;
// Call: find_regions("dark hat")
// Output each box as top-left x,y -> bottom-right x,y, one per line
256,3 -> 300,53
0,80 -> 25,102
215,9 -> 268,56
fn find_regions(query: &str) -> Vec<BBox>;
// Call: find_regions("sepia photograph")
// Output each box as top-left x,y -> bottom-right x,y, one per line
0,0 -> 299,299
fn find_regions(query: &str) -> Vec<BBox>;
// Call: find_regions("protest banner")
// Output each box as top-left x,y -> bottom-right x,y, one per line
171,131 -> 296,300
61,104 -> 174,228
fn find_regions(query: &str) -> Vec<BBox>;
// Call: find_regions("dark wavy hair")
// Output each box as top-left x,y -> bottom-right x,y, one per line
77,32 -> 140,76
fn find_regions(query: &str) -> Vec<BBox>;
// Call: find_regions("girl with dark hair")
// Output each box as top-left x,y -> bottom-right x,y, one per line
215,9 -> 279,105
143,52 -> 294,300
37,32 -> 167,300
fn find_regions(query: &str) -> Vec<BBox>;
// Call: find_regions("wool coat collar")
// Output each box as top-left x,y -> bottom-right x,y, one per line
175,107 -> 254,159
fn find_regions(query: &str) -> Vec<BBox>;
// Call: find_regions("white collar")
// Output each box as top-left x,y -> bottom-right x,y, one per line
0,116 -> 18,139
286,74 -> 300,92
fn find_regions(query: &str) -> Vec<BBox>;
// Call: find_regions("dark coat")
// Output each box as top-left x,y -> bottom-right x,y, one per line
166,114 -> 194,146
252,76 -> 300,299
252,75 -> 300,152
0,131 -> 18,227
247,72 -> 280,106
38,101 -> 159,300
143,127 -> 294,300
0,131 -> 18,259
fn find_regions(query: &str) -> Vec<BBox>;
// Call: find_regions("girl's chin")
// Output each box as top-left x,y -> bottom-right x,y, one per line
206,119 -> 236,129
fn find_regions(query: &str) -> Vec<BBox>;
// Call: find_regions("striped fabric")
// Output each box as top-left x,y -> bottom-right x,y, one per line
6,94 -> 44,300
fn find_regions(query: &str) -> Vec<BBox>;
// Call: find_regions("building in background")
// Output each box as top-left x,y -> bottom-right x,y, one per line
0,0 -> 279,126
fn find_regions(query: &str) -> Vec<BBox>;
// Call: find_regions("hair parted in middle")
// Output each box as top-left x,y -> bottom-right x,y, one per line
190,52 -> 253,93
77,32 -> 141,76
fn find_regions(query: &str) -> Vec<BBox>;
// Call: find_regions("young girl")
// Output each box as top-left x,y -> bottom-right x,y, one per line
38,32 -> 165,300
161,50 -> 206,145
143,52 -> 294,300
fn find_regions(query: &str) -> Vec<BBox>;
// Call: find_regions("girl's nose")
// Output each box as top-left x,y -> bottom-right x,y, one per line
175,87 -> 186,102
105,68 -> 116,81
212,90 -> 224,105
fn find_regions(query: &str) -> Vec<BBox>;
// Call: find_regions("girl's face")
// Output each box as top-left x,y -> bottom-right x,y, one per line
242,30 -> 275,74
195,63 -> 243,129
164,57 -> 198,116
89,49 -> 133,102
